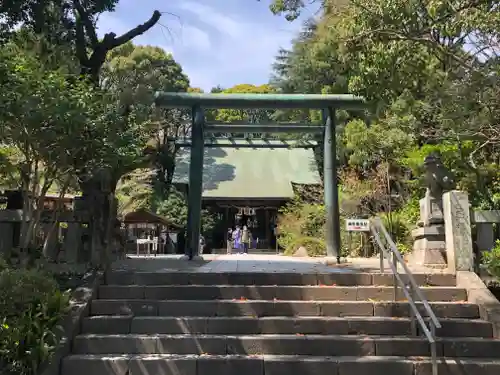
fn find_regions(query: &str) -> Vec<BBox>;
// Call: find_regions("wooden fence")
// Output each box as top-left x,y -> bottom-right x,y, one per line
0,209 -> 89,262
472,210 -> 500,266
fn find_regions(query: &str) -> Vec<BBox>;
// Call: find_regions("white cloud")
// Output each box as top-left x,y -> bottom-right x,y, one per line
176,0 -> 300,78
96,0 -> 305,90
178,2 -> 244,37
177,25 -> 211,51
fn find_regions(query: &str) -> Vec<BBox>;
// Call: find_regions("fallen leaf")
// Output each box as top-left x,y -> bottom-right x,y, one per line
240,297 -> 247,301
296,333 -> 305,336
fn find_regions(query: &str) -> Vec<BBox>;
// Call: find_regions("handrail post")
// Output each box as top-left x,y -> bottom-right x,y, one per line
431,323 -> 438,375
370,215 -> 441,375
379,239 -> 384,272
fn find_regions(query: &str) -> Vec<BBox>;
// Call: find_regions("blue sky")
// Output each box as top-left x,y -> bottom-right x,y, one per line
97,0 -> 317,91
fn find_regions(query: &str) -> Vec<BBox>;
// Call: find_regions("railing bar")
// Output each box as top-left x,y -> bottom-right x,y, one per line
373,218 -> 441,328
370,229 -> 436,343
379,243 -> 385,272
431,323 -> 439,375
372,231 -> 398,300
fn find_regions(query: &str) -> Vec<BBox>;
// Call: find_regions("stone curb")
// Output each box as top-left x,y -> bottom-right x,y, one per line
457,271 -> 500,338
38,269 -> 104,375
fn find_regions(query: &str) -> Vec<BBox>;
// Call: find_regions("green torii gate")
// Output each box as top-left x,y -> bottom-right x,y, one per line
154,92 -> 365,262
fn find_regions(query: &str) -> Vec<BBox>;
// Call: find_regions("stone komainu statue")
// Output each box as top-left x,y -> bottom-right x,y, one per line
423,153 -> 457,199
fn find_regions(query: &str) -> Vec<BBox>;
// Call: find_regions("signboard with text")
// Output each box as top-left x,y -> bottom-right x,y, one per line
345,219 -> 370,232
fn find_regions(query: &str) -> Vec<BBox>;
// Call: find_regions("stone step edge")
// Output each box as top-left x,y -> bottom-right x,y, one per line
105,272 -> 456,286
92,299 -> 473,304
74,333 -> 500,342
63,353 -> 500,363
100,285 -> 463,289
83,316 -> 488,322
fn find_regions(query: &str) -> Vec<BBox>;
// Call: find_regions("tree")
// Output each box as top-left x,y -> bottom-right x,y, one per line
266,0 -> 500,257
214,84 -> 276,123
103,42 -> 191,212
210,84 -> 277,138
156,187 -> 217,239
260,0 -> 324,21
0,0 -> 163,83
0,39 -> 150,259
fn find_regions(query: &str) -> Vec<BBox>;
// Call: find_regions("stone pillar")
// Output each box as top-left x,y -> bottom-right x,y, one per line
443,190 -> 474,273
185,106 -> 205,259
409,194 -> 447,268
322,107 -> 341,262
63,197 -> 86,263
0,222 -> 13,254
476,223 -> 495,252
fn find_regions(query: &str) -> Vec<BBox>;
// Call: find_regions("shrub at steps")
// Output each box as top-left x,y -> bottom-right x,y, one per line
278,201 -> 327,256
483,240 -> 500,300
378,211 -> 414,255
0,262 -> 70,375
277,199 -> 415,257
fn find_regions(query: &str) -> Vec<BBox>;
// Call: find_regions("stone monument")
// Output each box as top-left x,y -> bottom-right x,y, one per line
409,153 -> 456,267
443,190 -> 473,272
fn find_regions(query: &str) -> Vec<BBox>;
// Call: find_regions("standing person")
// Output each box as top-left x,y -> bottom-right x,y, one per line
199,234 -> 205,255
232,225 -> 241,253
177,228 -> 186,255
241,226 -> 250,255
226,228 -> 233,255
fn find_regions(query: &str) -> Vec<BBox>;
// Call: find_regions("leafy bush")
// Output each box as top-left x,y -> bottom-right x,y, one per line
278,200 -> 327,256
285,236 -> 326,256
0,266 -> 70,375
379,211 -> 413,254
483,240 -> 500,280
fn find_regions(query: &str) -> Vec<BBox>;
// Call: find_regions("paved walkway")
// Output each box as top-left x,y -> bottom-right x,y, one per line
111,254 -> 449,274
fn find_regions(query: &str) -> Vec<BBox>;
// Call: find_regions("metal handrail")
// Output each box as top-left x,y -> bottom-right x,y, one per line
370,217 -> 441,375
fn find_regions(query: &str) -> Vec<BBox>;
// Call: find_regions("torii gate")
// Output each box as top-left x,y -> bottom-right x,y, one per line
154,92 -> 365,262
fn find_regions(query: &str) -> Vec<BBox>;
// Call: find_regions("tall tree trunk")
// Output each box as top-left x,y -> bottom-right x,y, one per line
42,178 -> 71,260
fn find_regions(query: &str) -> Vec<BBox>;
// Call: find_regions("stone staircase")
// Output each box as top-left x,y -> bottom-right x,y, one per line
62,271 -> 500,375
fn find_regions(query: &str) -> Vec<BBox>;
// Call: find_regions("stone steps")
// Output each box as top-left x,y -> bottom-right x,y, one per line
62,354 -> 500,375
59,271 -> 500,375
98,285 -> 467,301
90,299 -> 481,318
105,271 -> 457,286
72,333 -> 500,357
82,316 -> 494,337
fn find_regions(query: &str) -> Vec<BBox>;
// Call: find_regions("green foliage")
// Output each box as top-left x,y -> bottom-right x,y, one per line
0,266 -> 70,375
116,168 -> 156,216
483,240 -> 500,281
277,199 -> 327,256
214,84 -> 276,126
343,119 -> 415,167
155,187 -> 217,237
379,211 -> 413,255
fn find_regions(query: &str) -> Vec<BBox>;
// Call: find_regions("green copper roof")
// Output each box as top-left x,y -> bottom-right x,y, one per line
172,141 -> 321,199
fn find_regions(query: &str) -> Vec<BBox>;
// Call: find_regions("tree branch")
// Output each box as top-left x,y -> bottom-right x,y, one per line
73,0 -> 99,47
74,16 -> 89,66
110,10 -> 161,48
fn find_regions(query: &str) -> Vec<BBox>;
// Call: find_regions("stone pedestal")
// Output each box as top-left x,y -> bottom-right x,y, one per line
443,190 -> 473,273
418,195 -> 444,226
409,225 -> 447,267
